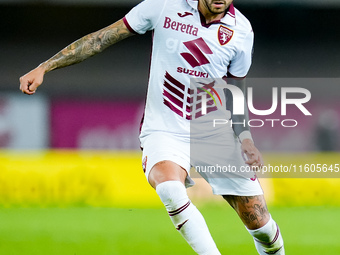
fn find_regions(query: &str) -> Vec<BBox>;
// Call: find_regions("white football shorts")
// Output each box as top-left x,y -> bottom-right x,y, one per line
140,131 -> 263,196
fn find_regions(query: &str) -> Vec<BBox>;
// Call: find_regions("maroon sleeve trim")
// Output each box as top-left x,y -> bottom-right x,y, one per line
123,16 -> 138,34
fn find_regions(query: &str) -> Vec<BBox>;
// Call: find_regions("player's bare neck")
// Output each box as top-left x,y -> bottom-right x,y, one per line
200,11 -> 224,24
202,14 -> 222,24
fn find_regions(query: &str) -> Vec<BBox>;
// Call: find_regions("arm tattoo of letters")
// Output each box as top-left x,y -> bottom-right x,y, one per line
41,19 -> 132,72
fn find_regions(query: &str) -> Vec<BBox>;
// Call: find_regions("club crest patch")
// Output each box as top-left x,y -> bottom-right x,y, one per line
218,25 -> 234,46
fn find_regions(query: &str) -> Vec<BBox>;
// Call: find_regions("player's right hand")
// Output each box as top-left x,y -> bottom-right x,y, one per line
19,66 -> 45,95
241,139 -> 264,170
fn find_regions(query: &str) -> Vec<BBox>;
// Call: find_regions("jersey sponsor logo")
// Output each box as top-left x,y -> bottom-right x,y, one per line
163,17 -> 198,36
177,11 -> 193,18
218,25 -> 234,46
177,67 -> 209,78
181,38 -> 213,68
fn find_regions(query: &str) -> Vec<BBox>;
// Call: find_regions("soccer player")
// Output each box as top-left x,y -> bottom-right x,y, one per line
19,0 -> 285,254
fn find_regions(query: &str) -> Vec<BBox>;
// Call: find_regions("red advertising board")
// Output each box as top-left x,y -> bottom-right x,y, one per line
51,100 -> 144,149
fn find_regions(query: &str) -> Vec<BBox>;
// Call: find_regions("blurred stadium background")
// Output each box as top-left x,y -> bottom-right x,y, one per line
0,0 -> 340,254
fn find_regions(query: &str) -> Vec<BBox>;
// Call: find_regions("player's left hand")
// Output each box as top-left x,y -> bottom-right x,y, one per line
241,139 -> 263,170
19,65 -> 45,95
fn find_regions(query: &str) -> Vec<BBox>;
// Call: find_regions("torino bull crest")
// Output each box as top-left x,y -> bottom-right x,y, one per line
218,25 -> 234,46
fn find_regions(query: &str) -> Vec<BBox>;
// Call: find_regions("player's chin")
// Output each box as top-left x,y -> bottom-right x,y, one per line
210,7 -> 226,14
210,2 -> 228,12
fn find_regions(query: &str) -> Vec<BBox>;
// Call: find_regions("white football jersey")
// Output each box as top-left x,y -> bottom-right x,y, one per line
123,0 -> 254,141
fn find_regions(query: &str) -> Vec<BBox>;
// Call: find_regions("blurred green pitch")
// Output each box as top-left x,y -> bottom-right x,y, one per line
1,151 -> 340,254
1,205 -> 340,255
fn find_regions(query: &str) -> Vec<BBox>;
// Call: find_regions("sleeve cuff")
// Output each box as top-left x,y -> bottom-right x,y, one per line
239,131 -> 253,143
123,16 -> 138,34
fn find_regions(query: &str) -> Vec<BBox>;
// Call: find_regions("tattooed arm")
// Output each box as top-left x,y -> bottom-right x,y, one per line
19,19 -> 133,95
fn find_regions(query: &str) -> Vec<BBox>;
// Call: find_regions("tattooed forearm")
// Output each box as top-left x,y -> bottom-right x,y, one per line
40,19 -> 132,72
